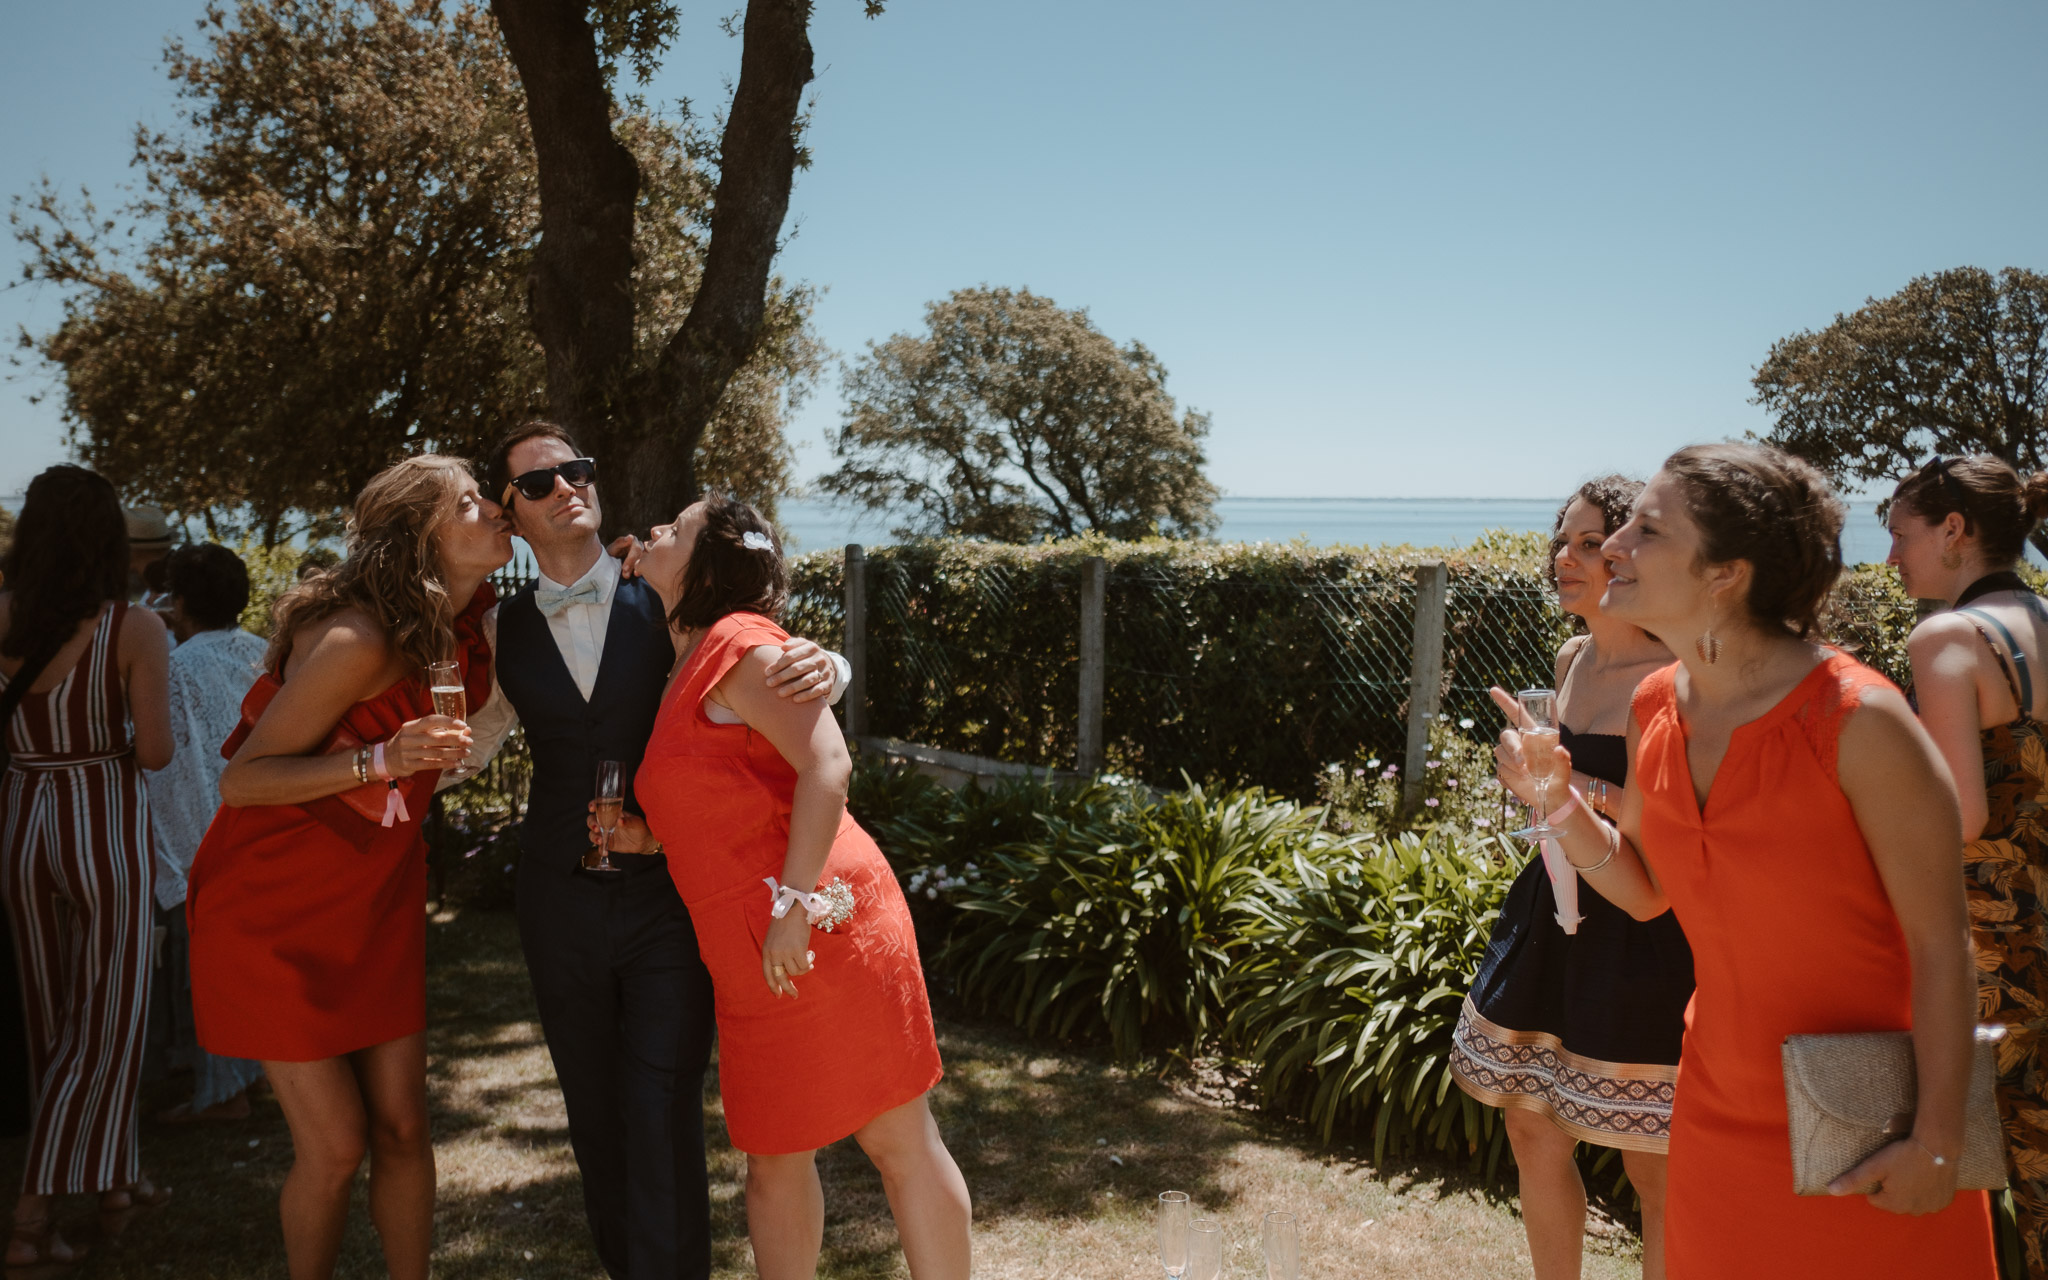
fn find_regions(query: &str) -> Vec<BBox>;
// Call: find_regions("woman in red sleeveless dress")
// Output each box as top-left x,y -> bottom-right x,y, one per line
187,455 -> 507,1280
601,496 -> 970,1280
1498,444 -> 1996,1277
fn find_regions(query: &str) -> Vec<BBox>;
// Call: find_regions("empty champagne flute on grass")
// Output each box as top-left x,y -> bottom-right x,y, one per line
1158,1191 -> 1190,1280
588,760 -> 624,873
1509,687 -> 1565,839
426,659 -> 471,780
1262,1211 -> 1298,1280
1187,1218 -> 1222,1280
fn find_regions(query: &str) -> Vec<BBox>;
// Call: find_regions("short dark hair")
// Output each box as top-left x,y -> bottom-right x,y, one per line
166,543 -> 251,630
484,420 -> 582,506
1662,442 -> 1844,639
668,496 -> 789,630
1889,454 -> 2048,569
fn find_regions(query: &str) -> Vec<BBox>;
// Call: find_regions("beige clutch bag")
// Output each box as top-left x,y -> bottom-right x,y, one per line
1781,1025 -> 2009,1195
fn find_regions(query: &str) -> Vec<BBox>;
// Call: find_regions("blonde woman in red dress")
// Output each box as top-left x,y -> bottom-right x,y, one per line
598,495 -> 970,1280
187,455 -> 508,1280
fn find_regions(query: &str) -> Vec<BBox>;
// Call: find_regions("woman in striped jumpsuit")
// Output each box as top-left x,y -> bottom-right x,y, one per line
0,465 -> 173,1270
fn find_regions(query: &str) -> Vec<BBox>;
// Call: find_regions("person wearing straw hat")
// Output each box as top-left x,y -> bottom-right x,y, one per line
124,506 -> 176,609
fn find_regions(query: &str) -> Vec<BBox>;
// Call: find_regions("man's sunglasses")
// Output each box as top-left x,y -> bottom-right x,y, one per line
502,458 -> 597,505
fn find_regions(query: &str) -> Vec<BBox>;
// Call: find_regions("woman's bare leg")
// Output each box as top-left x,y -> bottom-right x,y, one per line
1505,1107 -> 1586,1279
265,1057 -> 369,1280
1621,1148 -> 1668,1280
854,1095 -> 971,1280
350,1034 -> 433,1280
746,1150 -> 824,1280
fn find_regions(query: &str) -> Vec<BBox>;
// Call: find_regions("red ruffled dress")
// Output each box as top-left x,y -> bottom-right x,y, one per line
186,588 -> 493,1063
636,612 -> 942,1155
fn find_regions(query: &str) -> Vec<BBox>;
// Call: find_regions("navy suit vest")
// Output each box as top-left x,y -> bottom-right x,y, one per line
495,575 -> 676,872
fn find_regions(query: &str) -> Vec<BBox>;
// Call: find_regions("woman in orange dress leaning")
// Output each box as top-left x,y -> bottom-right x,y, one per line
1494,443 -> 1995,1277
598,495 -> 970,1280
187,455 -> 508,1280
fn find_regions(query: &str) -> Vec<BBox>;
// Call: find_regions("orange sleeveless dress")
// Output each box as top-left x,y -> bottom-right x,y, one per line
1633,652 -> 1995,1276
186,590 -> 493,1062
634,612 -> 941,1155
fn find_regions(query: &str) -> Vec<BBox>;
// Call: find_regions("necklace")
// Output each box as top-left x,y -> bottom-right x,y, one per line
1955,570 -> 2033,610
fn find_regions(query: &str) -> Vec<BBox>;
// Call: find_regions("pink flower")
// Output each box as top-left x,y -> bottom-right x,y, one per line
1425,798 -> 1440,808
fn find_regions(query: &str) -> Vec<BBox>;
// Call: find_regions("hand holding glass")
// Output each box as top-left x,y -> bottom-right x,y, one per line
426,660 -> 471,779
1509,688 -> 1565,840
1157,1191 -> 1190,1280
587,760 -> 624,873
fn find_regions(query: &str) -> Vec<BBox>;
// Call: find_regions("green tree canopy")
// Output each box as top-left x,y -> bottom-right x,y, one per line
12,0 -> 818,543
821,287 -> 1221,542
1753,266 -> 2048,546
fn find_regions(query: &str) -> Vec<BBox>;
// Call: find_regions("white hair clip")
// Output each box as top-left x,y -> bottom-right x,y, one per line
741,530 -> 774,552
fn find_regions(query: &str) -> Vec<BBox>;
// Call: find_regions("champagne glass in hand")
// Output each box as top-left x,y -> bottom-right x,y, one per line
1509,688 -> 1565,839
1158,1192 -> 1190,1280
587,760 -> 624,873
426,660 -> 470,779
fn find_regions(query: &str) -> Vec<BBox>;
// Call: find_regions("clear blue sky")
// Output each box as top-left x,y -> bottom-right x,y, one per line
4,0 -> 2044,502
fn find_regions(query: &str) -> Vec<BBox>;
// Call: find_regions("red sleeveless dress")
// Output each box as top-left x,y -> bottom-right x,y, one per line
185,590 -> 493,1062
1632,652 -> 1995,1276
635,612 -> 941,1155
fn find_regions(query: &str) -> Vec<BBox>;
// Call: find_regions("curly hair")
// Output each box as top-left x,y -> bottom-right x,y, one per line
1,466 -> 129,660
667,495 -> 790,630
267,455 -> 472,674
165,543 -> 251,631
1545,474 -> 1644,592
1888,453 -> 2048,568
1662,443 -> 1844,639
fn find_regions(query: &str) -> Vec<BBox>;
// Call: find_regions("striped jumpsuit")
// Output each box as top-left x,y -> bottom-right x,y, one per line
0,603 -> 156,1194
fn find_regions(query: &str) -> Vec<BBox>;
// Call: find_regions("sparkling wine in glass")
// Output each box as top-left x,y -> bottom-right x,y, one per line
426,660 -> 470,779
1158,1191 -> 1190,1280
1510,688 -> 1564,839
589,760 -> 624,873
1187,1218 -> 1222,1280
1261,1211 -> 1298,1280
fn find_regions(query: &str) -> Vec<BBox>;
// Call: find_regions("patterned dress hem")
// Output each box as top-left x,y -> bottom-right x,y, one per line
1449,997 -> 1676,1155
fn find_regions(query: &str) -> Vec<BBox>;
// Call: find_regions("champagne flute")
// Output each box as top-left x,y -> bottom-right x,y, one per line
589,760 -> 624,873
426,660 -> 470,780
1509,687 -> 1564,839
1158,1191 -> 1190,1280
1261,1211 -> 1298,1280
1187,1218 -> 1222,1280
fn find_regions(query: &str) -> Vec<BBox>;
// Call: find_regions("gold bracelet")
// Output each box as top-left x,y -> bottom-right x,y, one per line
352,746 -> 371,785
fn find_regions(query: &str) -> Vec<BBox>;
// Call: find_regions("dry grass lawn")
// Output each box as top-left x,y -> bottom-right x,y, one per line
1,907 -> 1641,1278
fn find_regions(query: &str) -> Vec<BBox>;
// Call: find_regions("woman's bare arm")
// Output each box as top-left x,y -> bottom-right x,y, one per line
1908,615 -> 1994,840
120,606 -> 174,771
715,643 -> 852,998
1828,684 -> 1972,1214
218,612 -> 468,808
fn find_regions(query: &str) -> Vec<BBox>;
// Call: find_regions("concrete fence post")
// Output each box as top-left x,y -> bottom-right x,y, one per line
843,544 -> 868,739
1077,556 -> 1107,775
1402,561 -> 1450,813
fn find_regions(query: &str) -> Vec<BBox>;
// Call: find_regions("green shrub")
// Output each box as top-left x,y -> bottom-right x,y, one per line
1316,718 -> 1510,838
1227,829 -> 1519,1170
942,783 -> 1336,1059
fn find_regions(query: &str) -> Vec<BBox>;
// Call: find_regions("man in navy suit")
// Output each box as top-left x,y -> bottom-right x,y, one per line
462,422 -> 846,1279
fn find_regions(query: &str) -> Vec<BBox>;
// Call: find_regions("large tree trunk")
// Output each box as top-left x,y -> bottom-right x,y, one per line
491,0 -> 814,537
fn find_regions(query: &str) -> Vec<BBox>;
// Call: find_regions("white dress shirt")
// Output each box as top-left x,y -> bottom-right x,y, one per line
449,552 -> 850,787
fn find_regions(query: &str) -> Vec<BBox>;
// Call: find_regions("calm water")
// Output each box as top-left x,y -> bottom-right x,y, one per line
778,495 -> 1901,566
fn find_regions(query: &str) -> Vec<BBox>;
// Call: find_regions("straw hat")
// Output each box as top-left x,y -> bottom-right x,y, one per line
124,506 -> 175,552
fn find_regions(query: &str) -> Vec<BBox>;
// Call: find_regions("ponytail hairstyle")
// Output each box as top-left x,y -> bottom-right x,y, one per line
1887,454 -> 2048,569
266,455 -> 473,673
667,495 -> 789,630
1660,443 -> 1845,640
0,465 -> 130,659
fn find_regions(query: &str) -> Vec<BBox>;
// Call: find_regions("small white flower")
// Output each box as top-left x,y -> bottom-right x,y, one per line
1474,818 -> 1491,828
964,862 -> 978,873
741,530 -> 774,552
1366,758 -> 1380,769
1446,778 -> 1458,788
1458,718 -> 1475,729
925,887 -> 938,899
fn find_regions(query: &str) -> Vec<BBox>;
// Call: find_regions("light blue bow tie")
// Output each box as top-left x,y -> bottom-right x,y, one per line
534,576 -> 606,617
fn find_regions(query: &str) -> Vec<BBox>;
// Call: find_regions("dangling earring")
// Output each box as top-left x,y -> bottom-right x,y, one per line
1696,624 -> 1722,665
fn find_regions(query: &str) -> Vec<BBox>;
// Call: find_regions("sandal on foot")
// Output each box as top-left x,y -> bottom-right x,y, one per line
97,1178 -> 170,1236
5,1215 -> 87,1272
